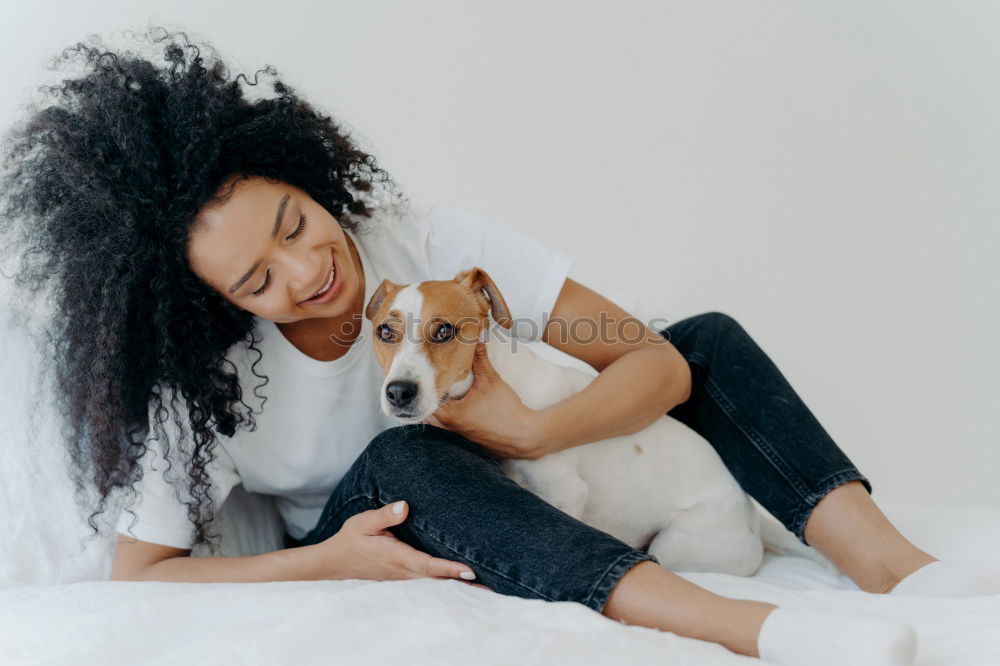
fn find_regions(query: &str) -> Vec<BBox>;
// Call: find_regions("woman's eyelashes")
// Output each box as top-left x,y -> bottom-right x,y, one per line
287,213 -> 307,239
250,214 -> 308,297
251,270 -> 271,297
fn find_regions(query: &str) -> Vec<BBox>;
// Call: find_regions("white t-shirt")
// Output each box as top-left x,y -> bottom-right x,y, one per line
115,203 -> 573,549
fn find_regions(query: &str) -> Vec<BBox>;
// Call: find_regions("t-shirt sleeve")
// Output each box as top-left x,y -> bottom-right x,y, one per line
114,388 -> 241,550
417,204 -> 573,343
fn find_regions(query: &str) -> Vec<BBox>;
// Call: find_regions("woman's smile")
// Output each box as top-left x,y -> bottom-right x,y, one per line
299,247 -> 343,306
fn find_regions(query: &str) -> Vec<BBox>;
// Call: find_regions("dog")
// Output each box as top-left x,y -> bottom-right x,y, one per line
364,266 -> 826,574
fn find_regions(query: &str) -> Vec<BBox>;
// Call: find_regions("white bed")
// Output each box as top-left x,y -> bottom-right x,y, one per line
2,496 -> 998,666
2,294 -> 998,666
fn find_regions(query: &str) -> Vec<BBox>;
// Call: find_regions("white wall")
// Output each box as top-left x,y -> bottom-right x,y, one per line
1,1 -> 997,506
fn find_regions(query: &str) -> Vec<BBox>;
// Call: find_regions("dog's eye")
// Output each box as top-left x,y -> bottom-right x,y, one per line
431,322 -> 454,343
376,324 -> 398,343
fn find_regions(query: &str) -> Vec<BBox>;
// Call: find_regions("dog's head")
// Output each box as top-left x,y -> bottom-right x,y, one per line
364,267 -> 512,423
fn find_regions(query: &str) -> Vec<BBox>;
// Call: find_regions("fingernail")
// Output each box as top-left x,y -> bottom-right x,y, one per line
459,571 -> 476,580
393,501 -> 405,514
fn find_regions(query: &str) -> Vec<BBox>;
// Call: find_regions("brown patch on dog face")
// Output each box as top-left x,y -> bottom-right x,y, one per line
366,268 -> 515,409
633,444 -> 644,455
416,279 -> 488,398
365,278 -> 405,377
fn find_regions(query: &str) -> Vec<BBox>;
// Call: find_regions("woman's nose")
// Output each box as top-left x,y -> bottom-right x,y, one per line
285,252 -> 322,296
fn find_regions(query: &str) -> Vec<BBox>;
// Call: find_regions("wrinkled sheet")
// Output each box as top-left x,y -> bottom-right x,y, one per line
1,502 -> 998,666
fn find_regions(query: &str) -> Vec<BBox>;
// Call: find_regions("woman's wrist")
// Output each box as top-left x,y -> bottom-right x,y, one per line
270,541 -> 336,582
524,407 -> 561,458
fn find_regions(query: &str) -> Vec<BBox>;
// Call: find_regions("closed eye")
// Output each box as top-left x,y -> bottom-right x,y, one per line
287,213 -> 307,240
250,214 -> 308,297
251,270 -> 271,297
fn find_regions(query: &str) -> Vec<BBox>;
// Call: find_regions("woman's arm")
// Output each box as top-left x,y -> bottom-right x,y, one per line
110,532 -> 325,582
112,501 -> 477,584
426,277 -> 692,459
529,278 -> 692,456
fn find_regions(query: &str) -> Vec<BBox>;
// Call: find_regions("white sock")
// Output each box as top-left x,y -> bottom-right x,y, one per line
756,607 -> 917,666
889,556 -> 1000,598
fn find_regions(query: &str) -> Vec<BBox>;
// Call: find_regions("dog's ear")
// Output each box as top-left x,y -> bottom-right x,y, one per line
365,278 -> 400,321
455,267 -> 512,329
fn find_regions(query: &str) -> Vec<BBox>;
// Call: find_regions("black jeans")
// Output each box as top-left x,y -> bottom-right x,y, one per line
285,311 -> 871,613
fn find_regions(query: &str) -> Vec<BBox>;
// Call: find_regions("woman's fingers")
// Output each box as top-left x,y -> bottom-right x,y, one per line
457,580 -> 495,592
349,500 -> 409,535
355,500 -> 478,581
436,576 -> 494,592
376,500 -> 409,530
405,549 -> 476,581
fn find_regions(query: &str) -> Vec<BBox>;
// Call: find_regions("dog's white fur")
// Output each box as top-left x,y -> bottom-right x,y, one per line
370,276 -> 829,574
378,285 -> 446,421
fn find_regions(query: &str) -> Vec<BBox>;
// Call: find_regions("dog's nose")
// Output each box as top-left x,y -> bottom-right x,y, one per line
385,380 -> 418,408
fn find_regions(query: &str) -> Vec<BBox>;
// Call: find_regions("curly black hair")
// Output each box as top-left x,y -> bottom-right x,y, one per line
0,26 -> 405,550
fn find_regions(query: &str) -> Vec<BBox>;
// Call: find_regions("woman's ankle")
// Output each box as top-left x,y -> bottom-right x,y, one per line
602,561 -> 775,657
707,598 -> 776,657
880,556 -> 940,593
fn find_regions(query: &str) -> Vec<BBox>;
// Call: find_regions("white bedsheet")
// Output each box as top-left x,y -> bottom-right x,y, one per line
1,501 -> 998,666
2,292 -> 999,665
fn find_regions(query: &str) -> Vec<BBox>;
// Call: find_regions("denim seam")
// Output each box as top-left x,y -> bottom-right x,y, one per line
790,468 -> 872,543
407,517 -> 558,602
704,375 -> 812,500
581,549 -> 657,611
687,351 -> 709,366
314,492 -> 376,541
802,468 -> 870,506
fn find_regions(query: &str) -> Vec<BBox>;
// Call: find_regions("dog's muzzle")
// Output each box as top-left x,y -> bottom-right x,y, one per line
385,379 -> 418,410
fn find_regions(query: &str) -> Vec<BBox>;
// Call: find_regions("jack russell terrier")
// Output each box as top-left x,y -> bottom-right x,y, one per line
364,267 -> 826,574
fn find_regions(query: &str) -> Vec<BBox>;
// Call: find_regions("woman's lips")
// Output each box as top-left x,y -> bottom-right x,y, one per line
301,248 -> 343,305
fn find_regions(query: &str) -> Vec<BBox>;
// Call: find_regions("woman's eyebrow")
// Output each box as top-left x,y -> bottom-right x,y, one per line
228,193 -> 291,294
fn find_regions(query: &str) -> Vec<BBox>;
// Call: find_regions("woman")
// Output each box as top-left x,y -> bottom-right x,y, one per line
1,28 -> 993,666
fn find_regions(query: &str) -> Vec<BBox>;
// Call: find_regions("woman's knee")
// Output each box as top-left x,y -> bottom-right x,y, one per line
660,311 -> 743,348
698,310 -> 742,334
687,311 -> 750,353
364,425 -> 434,468
362,424 -> 498,477
365,424 -> 420,453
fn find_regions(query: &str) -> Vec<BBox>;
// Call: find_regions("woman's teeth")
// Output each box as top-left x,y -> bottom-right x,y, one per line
309,266 -> 336,300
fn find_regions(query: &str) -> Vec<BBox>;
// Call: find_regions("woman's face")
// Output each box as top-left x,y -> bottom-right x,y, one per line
187,175 -> 363,324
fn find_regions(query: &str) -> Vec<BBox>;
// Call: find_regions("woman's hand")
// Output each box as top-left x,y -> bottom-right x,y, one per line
312,500 -> 490,590
422,343 -> 550,460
